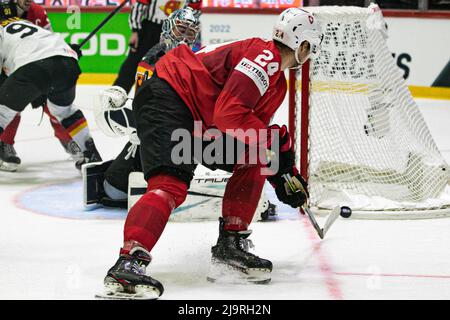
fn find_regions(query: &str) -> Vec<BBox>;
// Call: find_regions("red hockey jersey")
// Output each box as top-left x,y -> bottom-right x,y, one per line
22,3 -> 51,30
155,38 -> 287,146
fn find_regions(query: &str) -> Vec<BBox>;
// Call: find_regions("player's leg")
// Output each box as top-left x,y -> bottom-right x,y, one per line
103,75 -> 195,299
195,135 -> 272,283
0,112 -> 20,144
0,72 -> 20,170
0,113 -> 21,171
28,94 -> 82,159
0,64 -> 47,171
41,103 -> 84,159
46,56 -> 102,169
208,164 -> 272,284
46,98 -> 101,169
113,21 -> 162,93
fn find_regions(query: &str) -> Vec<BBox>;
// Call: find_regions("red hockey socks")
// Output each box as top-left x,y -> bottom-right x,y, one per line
0,114 -> 20,145
43,105 -> 73,143
222,165 -> 266,231
122,174 -> 188,254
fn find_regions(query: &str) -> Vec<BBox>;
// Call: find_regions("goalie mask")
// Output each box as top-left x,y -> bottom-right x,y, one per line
160,7 -> 201,51
272,8 -> 323,66
0,0 -> 17,19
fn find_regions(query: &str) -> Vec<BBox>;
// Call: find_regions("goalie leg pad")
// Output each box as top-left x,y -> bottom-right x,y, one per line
82,160 -> 114,209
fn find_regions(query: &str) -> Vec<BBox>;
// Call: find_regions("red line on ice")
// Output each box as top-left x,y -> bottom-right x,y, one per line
301,216 -> 344,300
333,272 -> 450,280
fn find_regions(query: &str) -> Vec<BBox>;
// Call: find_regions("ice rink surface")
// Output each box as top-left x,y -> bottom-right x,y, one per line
0,85 -> 449,300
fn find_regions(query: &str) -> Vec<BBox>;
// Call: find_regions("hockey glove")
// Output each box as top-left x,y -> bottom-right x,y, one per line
69,43 -> 83,59
266,125 -> 308,208
93,86 -> 135,138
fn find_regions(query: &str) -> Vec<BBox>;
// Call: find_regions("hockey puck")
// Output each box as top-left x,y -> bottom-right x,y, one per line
340,206 -> 352,218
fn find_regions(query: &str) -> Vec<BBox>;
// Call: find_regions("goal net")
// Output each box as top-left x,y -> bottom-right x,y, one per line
289,5 -> 450,219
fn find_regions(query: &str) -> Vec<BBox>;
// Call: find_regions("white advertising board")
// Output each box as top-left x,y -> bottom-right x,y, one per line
200,13 -> 450,87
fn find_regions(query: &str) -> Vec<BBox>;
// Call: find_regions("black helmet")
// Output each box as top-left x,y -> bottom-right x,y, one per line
0,0 -> 17,20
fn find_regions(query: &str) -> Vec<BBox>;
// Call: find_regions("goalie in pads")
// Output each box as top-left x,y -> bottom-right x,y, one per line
98,8 -> 322,300
86,7 -> 201,210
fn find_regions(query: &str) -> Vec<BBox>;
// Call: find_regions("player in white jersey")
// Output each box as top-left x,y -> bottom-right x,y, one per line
0,0 -> 101,170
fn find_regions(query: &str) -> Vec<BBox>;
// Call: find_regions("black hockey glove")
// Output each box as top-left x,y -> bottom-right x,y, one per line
266,125 -> 308,208
69,43 -> 83,59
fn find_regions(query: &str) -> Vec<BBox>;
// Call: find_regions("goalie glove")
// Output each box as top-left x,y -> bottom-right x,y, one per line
99,86 -> 128,111
266,124 -> 308,208
94,86 -> 135,138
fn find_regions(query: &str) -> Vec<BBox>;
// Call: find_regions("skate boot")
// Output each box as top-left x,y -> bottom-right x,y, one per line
75,137 -> 102,170
0,141 -> 21,172
98,243 -> 164,300
60,139 -> 83,161
207,218 -> 273,284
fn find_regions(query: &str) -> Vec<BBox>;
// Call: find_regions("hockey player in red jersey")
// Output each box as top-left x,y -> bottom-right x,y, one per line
101,8 -> 322,299
0,0 -> 95,171
0,0 -> 101,171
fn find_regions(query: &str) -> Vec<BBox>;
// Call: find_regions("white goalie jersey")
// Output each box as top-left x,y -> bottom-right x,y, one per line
0,18 -> 78,76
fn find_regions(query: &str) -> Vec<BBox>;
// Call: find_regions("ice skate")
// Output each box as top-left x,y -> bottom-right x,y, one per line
207,218 -> 272,284
75,137 -> 102,170
0,141 -> 21,172
60,139 -> 83,161
97,245 -> 164,300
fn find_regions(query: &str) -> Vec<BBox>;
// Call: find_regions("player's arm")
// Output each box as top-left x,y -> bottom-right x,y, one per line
213,49 -> 280,147
215,71 -> 308,208
214,48 -> 308,208
135,60 -> 154,95
134,44 -> 165,95
214,74 -> 267,146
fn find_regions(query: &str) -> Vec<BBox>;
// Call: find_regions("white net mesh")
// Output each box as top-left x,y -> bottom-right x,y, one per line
293,6 -> 450,219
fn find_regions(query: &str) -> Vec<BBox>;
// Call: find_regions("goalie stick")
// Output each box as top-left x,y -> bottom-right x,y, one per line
282,173 -> 351,239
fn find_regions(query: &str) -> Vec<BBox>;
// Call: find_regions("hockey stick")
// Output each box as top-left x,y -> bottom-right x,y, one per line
282,173 -> 351,239
79,0 -> 131,48
301,205 -> 325,239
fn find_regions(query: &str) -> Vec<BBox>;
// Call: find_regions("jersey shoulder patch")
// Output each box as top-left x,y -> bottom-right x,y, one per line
234,58 -> 269,96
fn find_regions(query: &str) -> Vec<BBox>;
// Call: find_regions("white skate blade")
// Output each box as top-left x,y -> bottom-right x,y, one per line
0,160 -> 18,172
95,283 -> 161,300
207,262 -> 271,285
95,291 -> 159,300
